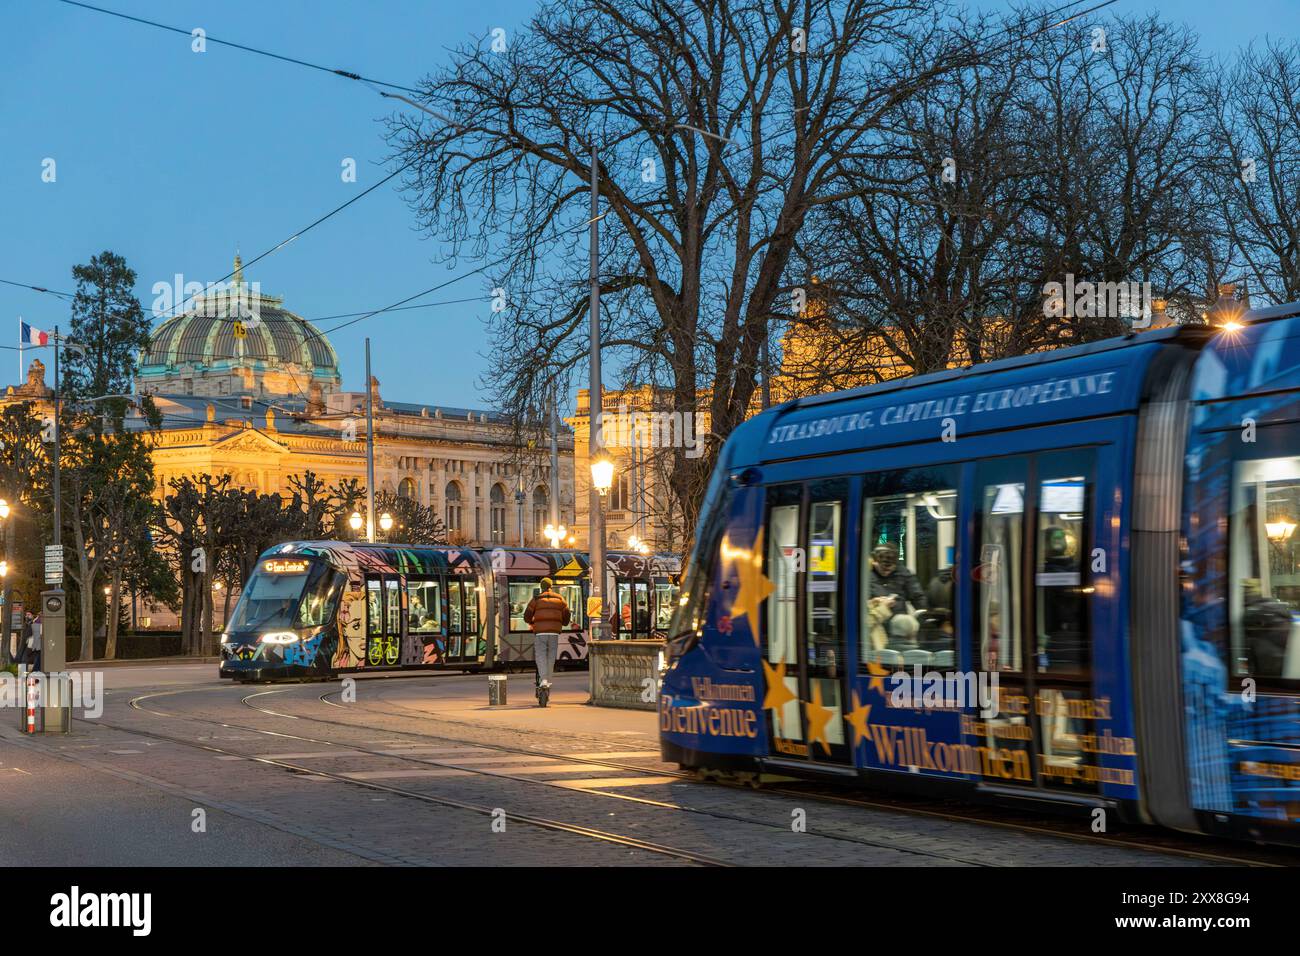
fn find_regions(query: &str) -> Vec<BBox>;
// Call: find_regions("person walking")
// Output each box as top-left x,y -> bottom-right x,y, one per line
26,612 -> 43,672
523,577 -> 570,707
16,611 -> 34,667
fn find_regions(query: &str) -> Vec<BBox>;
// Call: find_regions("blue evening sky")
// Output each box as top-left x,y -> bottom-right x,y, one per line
1,0 -> 1296,410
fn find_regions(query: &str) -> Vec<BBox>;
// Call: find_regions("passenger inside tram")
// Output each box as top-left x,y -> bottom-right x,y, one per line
886,612 -> 919,650
860,488 -> 958,663
1231,457 -> 1300,682
917,608 -> 954,654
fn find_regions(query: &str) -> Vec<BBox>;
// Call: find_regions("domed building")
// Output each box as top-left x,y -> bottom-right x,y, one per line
134,257 -> 574,554
137,256 -> 342,401
5,256 -> 575,563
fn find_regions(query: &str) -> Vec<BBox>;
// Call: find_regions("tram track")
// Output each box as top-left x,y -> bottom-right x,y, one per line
67,691 -> 731,868
183,685 -> 998,865
77,675 -> 1298,866
265,676 -> 1300,867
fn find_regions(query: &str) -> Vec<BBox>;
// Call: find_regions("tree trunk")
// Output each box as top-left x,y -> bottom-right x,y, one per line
105,567 -> 123,660
222,583 -> 233,631
0,517 -> 14,666
203,584 -> 214,656
178,570 -> 192,656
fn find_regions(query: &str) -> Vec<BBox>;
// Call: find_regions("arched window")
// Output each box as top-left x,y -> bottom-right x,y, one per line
490,484 -> 507,543
398,477 -> 417,500
445,481 -> 463,533
533,486 -> 549,542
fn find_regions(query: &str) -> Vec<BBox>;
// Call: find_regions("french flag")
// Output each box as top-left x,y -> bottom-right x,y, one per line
20,322 -> 49,347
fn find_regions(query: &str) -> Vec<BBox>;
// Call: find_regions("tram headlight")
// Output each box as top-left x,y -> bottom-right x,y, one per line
260,631 -> 301,645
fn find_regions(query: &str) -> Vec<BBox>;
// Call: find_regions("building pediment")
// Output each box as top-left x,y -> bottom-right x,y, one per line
211,428 -> 288,454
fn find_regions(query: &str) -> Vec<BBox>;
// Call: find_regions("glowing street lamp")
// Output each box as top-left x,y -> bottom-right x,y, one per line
544,523 -> 566,548
379,513 -> 394,533
0,498 -> 10,519
1266,519 -> 1296,542
591,453 -> 615,497
349,511 -> 363,532
0,561 -> 8,578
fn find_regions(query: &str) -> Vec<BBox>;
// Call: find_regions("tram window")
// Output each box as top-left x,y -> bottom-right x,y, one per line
862,486 -> 957,663
231,560 -> 333,632
448,580 -> 463,634
669,470 -> 732,643
297,569 -> 343,628
808,498 -> 843,668
765,489 -> 802,741
384,579 -> 402,635
509,582 -> 538,631
654,581 -> 677,630
979,481 -> 1025,673
805,481 -> 847,749
1036,687 -> 1094,789
634,581 -> 651,635
616,581 -> 633,635
556,583 -> 584,629
407,580 -> 441,633
1035,474 -> 1091,674
366,578 -> 384,636
1230,457 -> 1300,686
462,581 -> 480,637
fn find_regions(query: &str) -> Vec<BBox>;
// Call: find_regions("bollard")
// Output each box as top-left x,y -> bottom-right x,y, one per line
21,670 -> 41,734
487,674 -> 508,706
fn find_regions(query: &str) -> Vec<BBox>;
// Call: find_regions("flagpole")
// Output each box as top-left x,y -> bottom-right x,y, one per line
17,316 -> 22,383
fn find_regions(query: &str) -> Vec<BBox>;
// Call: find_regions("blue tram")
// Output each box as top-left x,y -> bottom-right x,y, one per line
661,303 -> 1300,844
218,543 -> 681,681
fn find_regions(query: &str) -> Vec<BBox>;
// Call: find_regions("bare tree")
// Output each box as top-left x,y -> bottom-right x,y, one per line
1204,40 -> 1300,302
793,10 -> 1220,387
387,0 -> 971,535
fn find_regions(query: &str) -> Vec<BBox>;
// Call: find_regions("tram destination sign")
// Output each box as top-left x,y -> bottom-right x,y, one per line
768,369 -> 1119,448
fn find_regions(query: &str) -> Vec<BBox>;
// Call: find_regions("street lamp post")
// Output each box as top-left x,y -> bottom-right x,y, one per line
588,146 -> 608,644
365,337 -> 377,544
43,327 -> 67,678
0,498 -> 9,667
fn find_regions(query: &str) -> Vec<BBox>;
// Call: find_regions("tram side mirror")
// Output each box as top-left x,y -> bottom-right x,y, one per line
730,467 -> 762,487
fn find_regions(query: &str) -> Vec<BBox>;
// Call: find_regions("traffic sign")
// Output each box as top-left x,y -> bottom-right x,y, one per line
45,544 -> 63,584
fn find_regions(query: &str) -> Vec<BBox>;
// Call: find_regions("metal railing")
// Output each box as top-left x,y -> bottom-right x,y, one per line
588,639 -> 664,710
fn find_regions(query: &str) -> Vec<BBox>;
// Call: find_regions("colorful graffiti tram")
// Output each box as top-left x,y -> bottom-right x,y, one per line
662,303 -> 1300,844
218,544 -> 681,681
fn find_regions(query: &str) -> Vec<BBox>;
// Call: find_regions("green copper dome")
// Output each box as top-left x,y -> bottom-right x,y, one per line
137,256 -> 340,388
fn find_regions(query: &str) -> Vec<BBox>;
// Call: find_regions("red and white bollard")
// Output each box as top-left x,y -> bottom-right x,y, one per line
24,673 -> 37,734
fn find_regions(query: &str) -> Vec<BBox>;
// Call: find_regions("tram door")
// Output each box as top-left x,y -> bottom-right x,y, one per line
615,579 -> 652,638
973,451 -> 1099,792
364,574 -> 403,667
762,479 -> 852,765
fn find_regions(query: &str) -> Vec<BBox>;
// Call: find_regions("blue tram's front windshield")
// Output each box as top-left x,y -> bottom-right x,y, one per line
229,558 -> 339,633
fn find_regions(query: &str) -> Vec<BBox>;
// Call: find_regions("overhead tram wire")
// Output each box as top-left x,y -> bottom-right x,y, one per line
52,0 -> 421,95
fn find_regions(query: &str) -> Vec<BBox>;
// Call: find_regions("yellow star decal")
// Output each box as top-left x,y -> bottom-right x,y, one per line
865,659 -> 890,697
803,683 -> 836,756
761,659 -> 798,713
844,692 -> 872,748
728,527 -> 775,644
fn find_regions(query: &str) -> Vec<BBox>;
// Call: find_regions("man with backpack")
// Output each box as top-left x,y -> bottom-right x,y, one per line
523,577 -> 570,706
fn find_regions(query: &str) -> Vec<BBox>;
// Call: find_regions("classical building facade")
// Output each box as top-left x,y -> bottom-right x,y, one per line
6,257 -> 577,549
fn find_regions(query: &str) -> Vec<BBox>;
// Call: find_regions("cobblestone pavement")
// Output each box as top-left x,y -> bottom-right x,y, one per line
0,665 -> 1232,866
